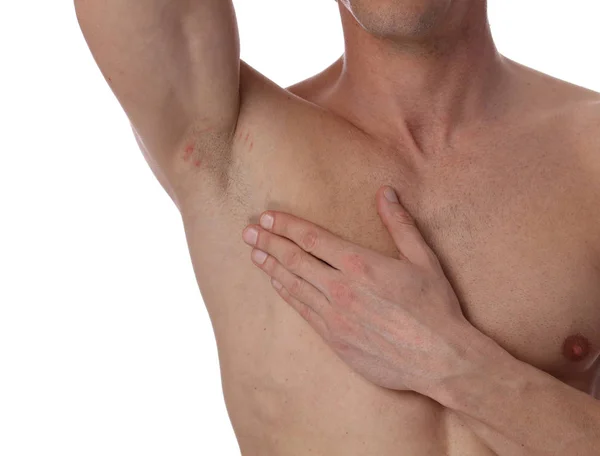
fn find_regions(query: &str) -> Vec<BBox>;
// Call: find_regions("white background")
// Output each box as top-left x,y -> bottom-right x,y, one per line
1,1 -> 599,455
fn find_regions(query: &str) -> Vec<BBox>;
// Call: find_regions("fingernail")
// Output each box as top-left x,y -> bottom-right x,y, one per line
384,187 -> 399,203
252,249 -> 268,265
243,227 -> 259,246
260,213 -> 274,230
271,278 -> 283,290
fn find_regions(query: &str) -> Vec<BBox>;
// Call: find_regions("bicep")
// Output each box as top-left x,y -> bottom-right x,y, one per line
74,0 -> 240,163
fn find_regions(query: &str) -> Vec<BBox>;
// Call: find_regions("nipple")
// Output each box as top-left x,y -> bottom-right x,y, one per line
562,334 -> 590,362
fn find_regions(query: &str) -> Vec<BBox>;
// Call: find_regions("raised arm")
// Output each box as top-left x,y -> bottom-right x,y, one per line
74,0 -> 241,176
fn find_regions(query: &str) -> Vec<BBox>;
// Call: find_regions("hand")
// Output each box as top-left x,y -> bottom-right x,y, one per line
241,186 -> 481,397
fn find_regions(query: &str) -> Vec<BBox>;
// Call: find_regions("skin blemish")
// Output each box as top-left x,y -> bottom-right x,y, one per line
562,334 -> 591,362
249,141 -> 254,152
197,125 -> 215,135
183,144 -> 194,161
194,158 -> 202,168
244,132 -> 250,143
108,76 -> 113,82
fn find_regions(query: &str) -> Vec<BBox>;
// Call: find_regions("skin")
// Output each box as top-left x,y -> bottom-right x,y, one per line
241,187 -> 600,453
76,0 -> 600,454
241,186 -> 472,396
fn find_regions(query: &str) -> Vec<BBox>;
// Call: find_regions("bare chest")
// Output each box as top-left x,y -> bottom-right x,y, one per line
223,113 -> 600,390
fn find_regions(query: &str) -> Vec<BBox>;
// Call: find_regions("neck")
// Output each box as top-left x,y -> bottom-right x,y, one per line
328,1 -> 509,151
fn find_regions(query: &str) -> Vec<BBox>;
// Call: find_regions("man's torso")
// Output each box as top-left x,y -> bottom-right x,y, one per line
154,59 -> 600,456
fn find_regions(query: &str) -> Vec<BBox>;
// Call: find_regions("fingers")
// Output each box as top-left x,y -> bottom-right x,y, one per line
376,186 -> 441,270
256,211 -> 353,271
269,277 -> 330,337
243,224 -> 338,295
245,241 -> 332,334
248,246 -> 330,316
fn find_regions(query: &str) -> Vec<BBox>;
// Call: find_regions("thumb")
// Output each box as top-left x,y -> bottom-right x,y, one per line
377,186 -> 439,269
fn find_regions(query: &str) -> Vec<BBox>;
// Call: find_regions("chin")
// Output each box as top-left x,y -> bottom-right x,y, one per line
340,0 -> 454,39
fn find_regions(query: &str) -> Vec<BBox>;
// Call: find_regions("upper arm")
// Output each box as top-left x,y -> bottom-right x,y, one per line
74,0 -> 241,168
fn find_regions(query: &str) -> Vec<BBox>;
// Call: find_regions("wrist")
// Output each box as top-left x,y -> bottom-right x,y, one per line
433,325 -> 521,410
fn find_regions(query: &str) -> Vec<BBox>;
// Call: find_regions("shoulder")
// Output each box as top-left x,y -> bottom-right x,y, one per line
505,59 -> 600,120
510,59 -> 600,163
509,60 -> 600,192
548,90 -> 600,190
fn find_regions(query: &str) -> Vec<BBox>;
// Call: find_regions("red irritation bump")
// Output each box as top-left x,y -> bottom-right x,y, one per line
562,334 -> 590,362
244,132 -> 250,143
249,141 -> 254,151
183,144 -> 194,161
193,158 -> 202,168
198,125 -> 214,134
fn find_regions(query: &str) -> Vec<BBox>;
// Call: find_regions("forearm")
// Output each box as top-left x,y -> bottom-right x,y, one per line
434,329 -> 600,455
